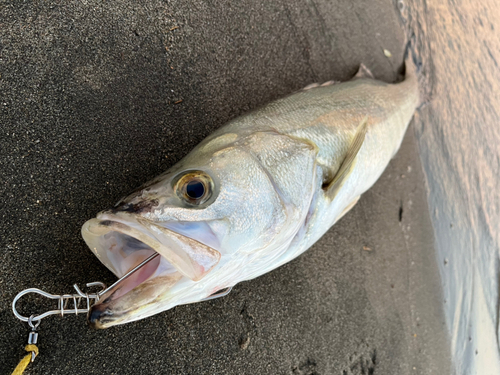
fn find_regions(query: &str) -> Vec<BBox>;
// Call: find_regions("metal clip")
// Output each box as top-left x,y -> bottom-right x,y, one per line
27,315 -> 40,362
11,253 -> 161,326
12,282 -> 107,324
12,252 -> 232,328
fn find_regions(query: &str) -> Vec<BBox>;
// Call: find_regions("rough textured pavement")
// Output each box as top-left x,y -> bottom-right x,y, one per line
0,0 -> 450,374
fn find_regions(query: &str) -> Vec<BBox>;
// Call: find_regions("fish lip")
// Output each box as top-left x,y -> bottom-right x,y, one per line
88,304 -> 113,329
82,211 -> 220,280
81,211 -> 221,328
81,213 -> 180,328
82,211 -> 165,277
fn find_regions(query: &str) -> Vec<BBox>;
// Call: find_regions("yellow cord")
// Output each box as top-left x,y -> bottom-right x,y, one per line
11,345 -> 38,375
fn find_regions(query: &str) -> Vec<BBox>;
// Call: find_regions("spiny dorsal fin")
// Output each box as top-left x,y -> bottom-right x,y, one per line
354,64 -> 374,79
325,116 -> 369,200
302,80 -> 339,91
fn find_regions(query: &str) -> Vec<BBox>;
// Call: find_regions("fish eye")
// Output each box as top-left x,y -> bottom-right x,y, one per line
186,180 -> 205,199
174,171 -> 213,206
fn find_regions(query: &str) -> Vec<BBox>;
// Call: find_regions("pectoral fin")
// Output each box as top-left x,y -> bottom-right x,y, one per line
325,116 -> 368,201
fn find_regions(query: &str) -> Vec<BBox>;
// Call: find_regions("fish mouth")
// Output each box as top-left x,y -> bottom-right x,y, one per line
81,211 -> 221,328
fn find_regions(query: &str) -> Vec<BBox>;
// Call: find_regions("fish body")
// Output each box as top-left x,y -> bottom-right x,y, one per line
83,64 -> 419,328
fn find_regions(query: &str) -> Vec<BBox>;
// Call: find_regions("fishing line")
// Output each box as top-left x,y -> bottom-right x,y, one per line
9,254 -> 159,375
9,252 -> 231,374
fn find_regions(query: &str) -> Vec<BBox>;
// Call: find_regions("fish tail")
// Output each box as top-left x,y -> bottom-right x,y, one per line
403,41 -> 430,108
389,53 -> 420,123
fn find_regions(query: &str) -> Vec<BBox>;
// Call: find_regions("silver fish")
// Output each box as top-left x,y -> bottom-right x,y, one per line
82,62 -> 419,328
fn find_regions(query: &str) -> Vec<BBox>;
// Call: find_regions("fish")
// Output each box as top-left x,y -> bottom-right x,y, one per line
82,60 -> 420,329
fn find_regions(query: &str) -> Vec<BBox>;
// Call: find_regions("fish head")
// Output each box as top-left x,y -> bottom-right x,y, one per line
82,131 -> 309,328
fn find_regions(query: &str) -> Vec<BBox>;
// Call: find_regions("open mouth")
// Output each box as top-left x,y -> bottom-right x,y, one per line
81,211 -> 221,327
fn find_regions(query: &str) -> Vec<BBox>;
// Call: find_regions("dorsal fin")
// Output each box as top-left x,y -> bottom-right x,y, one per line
354,64 -> 374,79
302,80 -> 339,91
325,116 -> 369,200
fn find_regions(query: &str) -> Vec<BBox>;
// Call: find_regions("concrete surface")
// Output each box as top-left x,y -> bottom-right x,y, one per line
0,0 -> 450,374
405,0 -> 500,373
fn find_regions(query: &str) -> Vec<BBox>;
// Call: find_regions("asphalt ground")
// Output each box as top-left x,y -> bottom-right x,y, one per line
0,1 -> 450,374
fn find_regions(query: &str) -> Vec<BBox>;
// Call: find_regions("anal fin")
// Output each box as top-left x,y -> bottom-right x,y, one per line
325,116 -> 368,201
336,196 -> 360,222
